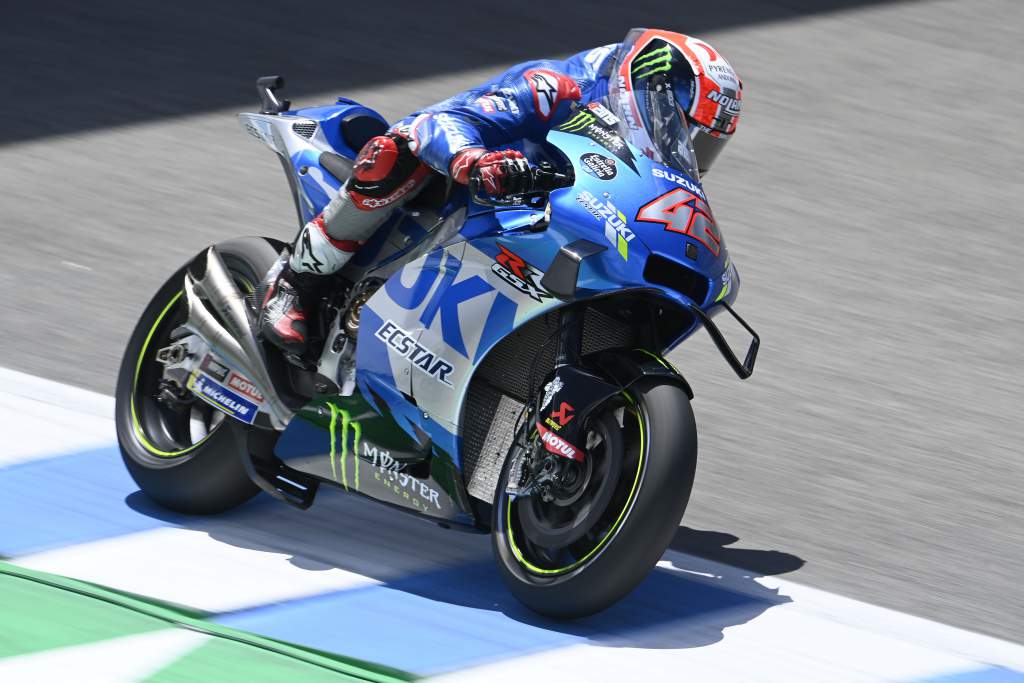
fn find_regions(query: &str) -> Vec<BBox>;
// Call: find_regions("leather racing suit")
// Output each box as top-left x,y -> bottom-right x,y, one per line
261,43 -> 621,355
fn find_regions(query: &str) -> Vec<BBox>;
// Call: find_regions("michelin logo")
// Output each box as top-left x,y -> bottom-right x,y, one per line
188,372 -> 258,424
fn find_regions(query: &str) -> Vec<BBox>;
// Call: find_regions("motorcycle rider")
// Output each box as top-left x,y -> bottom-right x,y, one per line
259,28 -> 742,358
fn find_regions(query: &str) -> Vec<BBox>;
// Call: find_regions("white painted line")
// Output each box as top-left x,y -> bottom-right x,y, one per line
0,366 -> 114,418
14,526 -> 381,613
0,629 -> 208,683
428,559 -> 1024,682
660,552 -> 1024,672
430,556 -> 1024,682
0,366 -> 115,466
428,629 -> 986,683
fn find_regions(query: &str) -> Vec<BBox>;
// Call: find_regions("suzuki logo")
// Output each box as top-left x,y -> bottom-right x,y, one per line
384,249 -> 520,361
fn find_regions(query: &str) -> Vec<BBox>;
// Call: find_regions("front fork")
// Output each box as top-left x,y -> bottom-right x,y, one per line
554,306 -> 583,369
508,304 -> 694,498
507,306 -> 621,497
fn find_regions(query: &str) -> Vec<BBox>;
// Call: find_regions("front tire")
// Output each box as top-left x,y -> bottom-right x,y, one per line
114,237 -> 280,514
492,379 -> 698,618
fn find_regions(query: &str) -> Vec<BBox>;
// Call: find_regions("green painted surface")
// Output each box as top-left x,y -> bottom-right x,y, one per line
0,562 -> 414,681
0,573 -> 162,658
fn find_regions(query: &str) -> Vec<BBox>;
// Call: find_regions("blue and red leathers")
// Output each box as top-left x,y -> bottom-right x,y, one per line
263,44 -> 621,354
394,44 -> 618,183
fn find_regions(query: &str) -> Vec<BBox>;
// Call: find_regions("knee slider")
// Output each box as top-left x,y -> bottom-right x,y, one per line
350,132 -> 424,197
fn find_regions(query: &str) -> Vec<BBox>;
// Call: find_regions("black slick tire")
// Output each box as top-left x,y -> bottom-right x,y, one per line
114,237 -> 279,514
492,378 -> 698,618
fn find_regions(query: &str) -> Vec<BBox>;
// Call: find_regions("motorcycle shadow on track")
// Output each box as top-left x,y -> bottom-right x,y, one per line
126,488 -> 804,650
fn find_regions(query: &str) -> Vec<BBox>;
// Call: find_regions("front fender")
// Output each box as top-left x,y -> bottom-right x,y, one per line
532,348 -> 692,464
588,348 -> 693,400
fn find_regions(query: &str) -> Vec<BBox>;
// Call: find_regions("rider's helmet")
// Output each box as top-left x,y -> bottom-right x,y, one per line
608,28 -> 742,176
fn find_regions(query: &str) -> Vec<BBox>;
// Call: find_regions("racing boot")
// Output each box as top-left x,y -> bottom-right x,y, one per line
259,129 -> 428,358
259,215 -> 361,358
259,267 -> 314,357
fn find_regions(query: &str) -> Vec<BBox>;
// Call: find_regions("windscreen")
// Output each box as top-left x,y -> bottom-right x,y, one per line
613,81 -> 701,181
606,29 -> 703,181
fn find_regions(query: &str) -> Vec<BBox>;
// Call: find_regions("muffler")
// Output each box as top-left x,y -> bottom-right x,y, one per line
183,247 -> 293,429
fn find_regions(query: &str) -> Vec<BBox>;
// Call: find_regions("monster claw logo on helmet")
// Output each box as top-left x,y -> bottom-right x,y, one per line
608,28 -> 742,176
630,44 -> 674,79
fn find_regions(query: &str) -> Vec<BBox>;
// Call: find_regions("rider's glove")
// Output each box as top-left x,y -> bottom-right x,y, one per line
451,148 -> 532,198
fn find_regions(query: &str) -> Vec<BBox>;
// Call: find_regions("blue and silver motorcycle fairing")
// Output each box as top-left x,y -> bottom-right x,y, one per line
238,95 -> 754,528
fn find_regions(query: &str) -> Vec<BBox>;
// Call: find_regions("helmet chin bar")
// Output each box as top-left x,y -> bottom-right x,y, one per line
690,125 -> 729,176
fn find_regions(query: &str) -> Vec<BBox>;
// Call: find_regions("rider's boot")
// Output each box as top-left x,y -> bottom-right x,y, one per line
259,130 -> 432,359
259,215 -> 362,357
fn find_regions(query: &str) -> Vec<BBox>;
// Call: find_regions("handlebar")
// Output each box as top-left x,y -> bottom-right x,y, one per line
531,166 -> 571,192
469,162 -> 572,207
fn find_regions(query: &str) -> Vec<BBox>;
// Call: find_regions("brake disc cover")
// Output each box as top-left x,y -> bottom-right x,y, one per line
517,412 -> 623,549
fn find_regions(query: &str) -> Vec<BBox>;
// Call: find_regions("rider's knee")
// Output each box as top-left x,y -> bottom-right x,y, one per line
346,132 -> 430,211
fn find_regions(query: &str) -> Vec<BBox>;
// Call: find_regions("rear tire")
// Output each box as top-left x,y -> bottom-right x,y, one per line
114,237 -> 280,514
492,379 -> 698,618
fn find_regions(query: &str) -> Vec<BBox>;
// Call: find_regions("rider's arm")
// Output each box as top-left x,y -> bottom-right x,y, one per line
397,50 -> 618,186
396,112 -> 532,194
396,95 -> 556,196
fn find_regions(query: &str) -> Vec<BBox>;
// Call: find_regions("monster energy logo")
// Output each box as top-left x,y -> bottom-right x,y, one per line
557,108 -> 638,173
558,111 -> 596,133
631,44 -> 673,79
328,404 -> 361,491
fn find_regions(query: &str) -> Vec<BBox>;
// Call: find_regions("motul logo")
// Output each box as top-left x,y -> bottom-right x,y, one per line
536,422 -> 583,461
227,373 -> 263,402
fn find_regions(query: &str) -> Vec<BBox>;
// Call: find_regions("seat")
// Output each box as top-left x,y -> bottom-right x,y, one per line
341,114 -> 388,153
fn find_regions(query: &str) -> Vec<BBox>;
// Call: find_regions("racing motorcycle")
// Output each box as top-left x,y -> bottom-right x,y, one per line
115,76 -> 759,618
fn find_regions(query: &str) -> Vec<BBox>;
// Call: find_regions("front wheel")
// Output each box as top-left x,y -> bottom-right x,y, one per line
492,379 -> 698,618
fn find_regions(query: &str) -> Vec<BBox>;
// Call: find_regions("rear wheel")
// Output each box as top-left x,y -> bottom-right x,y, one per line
114,237 -> 280,514
492,379 -> 697,618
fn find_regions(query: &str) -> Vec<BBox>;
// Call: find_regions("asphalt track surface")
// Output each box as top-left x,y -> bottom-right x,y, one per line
1,0 -> 1022,644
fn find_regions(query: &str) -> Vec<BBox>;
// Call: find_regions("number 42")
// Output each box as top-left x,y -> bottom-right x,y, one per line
635,189 -> 722,256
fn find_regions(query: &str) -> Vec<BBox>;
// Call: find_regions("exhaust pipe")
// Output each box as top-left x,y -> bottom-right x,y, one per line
183,247 -> 294,429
